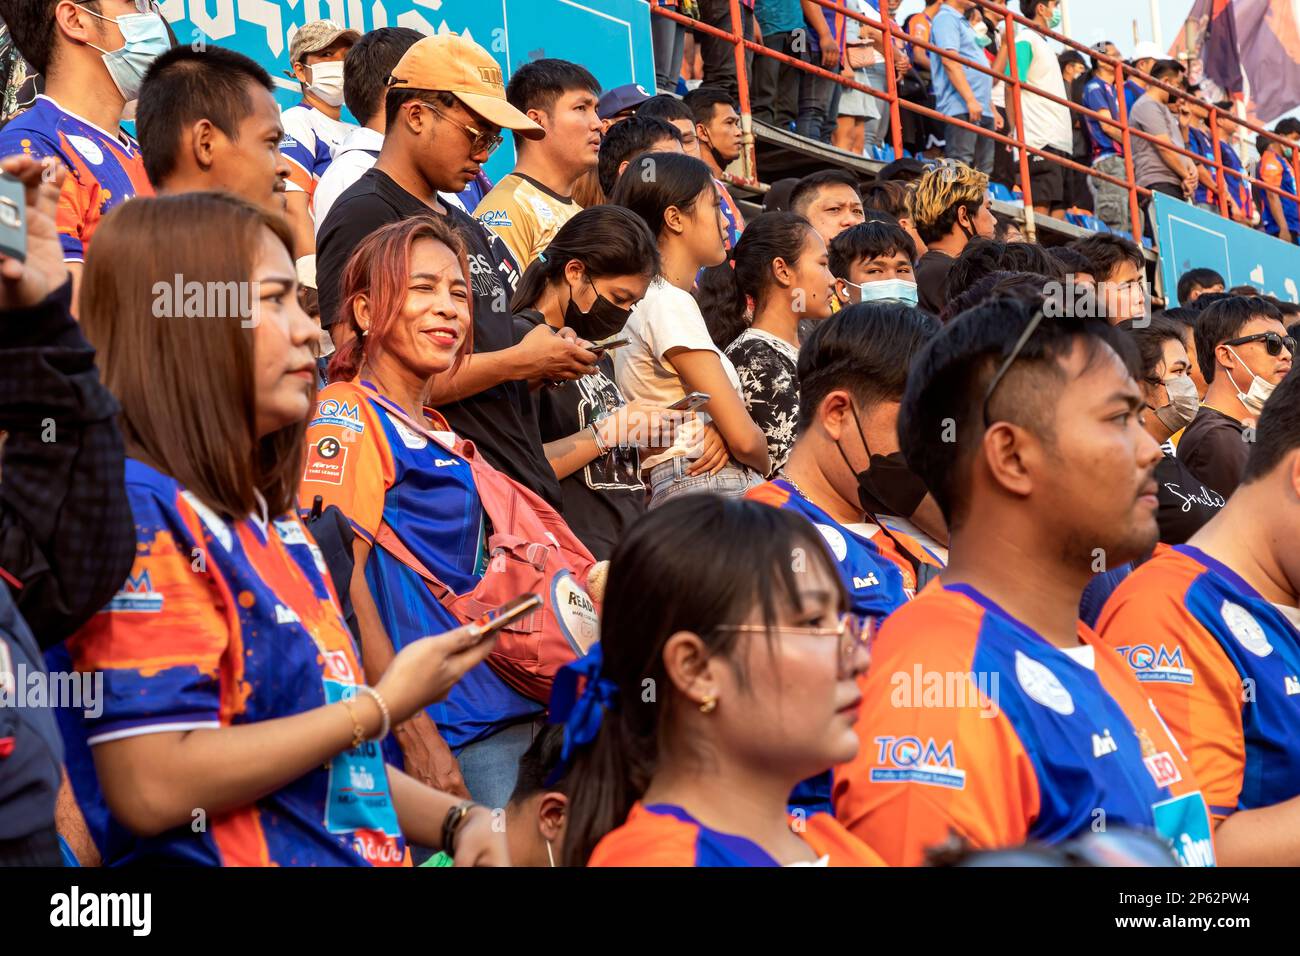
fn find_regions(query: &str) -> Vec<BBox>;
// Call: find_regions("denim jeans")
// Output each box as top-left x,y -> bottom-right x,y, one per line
456,717 -> 543,810
862,63 -> 890,148
697,0 -> 754,102
647,459 -> 760,510
750,31 -> 802,129
797,71 -> 838,141
945,113 -> 995,175
651,13 -> 687,92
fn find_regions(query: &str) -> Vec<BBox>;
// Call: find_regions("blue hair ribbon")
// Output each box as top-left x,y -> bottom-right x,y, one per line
546,641 -> 618,785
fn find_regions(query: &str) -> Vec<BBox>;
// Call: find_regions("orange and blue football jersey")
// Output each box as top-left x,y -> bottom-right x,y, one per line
835,583 -> 1216,867
589,803 -> 887,867
62,459 -> 406,866
1097,544 -> 1300,820
1258,149 -> 1300,237
716,177 -> 746,249
300,379 -> 541,752
746,479 -> 914,617
0,95 -> 152,262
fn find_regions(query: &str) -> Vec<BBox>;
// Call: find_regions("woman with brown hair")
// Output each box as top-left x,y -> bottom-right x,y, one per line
63,192 -> 507,867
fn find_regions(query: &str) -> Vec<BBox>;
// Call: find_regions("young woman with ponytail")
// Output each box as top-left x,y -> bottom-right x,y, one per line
552,495 -> 884,867
509,205 -> 687,559
715,212 -> 836,476
609,152 -> 771,507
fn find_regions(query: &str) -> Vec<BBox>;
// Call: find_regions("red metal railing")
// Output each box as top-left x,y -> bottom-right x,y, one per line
650,0 -> 1300,248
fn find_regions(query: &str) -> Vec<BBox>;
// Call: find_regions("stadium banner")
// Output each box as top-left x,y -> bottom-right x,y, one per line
159,0 -> 655,178
1153,191 -> 1300,306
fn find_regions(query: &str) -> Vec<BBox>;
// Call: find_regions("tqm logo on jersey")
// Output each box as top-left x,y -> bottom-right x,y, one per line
478,209 -> 513,228
310,399 -> 365,434
870,735 -> 967,790
107,570 -> 164,613
1118,643 -> 1195,685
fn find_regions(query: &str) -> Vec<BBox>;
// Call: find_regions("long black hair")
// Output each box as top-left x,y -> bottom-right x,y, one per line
510,205 -> 661,313
559,495 -> 848,866
608,151 -> 717,247
695,211 -> 816,350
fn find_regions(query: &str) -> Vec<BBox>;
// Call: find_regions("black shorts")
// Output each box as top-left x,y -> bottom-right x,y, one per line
1027,146 -> 1070,209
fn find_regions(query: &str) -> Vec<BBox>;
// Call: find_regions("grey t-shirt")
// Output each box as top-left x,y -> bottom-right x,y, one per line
1129,94 -> 1184,189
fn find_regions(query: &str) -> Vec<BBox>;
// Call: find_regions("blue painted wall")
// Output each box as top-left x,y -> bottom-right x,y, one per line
160,0 -> 655,179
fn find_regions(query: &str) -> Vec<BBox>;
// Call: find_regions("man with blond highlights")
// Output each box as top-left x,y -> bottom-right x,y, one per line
908,161 -> 996,315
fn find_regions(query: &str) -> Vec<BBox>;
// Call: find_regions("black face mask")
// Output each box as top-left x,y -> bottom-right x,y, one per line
565,276 -> 631,342
835,402 -> 931,518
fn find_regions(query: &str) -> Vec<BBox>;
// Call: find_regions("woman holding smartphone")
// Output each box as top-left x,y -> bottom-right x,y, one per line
68,193 -> 507,866
307,216 -> 600,811
610,152 -> 770,507
510,205 -> 687,559
554,495 -> 882,866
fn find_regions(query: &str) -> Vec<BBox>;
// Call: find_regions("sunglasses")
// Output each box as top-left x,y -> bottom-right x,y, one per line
1225,331 -> 1297,356
982,306 -> 1047,429
413,101 -> 504,157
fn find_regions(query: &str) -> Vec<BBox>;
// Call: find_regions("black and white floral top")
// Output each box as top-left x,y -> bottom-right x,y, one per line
725,328 -> 801,477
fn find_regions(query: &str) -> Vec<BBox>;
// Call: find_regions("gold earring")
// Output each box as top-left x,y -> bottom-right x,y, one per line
699,694 -> 717,714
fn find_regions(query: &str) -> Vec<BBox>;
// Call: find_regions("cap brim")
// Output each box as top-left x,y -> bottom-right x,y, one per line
454,91 -> 546,139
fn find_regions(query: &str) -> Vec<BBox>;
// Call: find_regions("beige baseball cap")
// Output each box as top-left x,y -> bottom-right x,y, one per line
289,20 -> 361,65
387,33 -> 545,139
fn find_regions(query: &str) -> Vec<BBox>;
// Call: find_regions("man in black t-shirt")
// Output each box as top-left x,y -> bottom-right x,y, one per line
1182,296 -> 1293,498
907,161 -> 996,316
316,33 -> 598,509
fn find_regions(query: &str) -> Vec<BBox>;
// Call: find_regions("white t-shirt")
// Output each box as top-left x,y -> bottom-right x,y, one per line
1011,26 -> 1073,152
614,277 -> 743,471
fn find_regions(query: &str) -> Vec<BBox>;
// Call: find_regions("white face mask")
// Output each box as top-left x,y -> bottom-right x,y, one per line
1153,373 -> 1199,431
1225,346 -> 1276,414
843,277 -> 919,307
306,61 -> 345,108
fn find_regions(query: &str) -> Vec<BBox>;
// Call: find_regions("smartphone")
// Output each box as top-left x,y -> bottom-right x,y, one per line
466,593 -> 543,641
668,391 -> 710,412
589,336 -> 630,358
0,171 -> 26,263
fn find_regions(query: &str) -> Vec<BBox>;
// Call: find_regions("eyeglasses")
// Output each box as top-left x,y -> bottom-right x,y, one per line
1225,331 -> 1297,356
413,100 -> 504,157
982,306 -> 1047,429
715,612 -> 874,676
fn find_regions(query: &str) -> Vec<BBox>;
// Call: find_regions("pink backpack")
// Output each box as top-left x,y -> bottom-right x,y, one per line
363,388 -> 600,703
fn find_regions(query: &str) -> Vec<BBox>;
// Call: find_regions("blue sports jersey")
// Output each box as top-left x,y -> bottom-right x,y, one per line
0,95 -> 152,262
1083,77 -> 1122,160
1099,544 -> 1300,818
301,380 -> 541,752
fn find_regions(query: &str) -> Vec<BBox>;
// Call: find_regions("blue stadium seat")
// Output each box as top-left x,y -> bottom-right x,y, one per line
988,182 -> 1016,202
870,144 -> 896,163
1067,212 -> 1111,234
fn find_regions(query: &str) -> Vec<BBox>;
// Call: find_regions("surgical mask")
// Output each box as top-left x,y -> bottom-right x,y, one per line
1048,7 -> 1062,30
306,61 -> 346,108
851,278 -> 919,307
1225,347 -> 1277,414
83,10 -> 171,102
1152,373 -> 1198,431
835,402 -> 930,518
565,275 -> 631,341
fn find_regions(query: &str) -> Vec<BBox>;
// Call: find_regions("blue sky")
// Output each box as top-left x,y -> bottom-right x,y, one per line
893,0 -> 1195,58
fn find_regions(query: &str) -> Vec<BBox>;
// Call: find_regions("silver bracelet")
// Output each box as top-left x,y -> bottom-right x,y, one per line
355,685 -> 391,741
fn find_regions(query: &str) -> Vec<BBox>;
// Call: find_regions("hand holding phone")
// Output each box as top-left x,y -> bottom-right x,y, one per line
466,593 -> 543,641
668,391 -> 710,412
0,155 -> 68,311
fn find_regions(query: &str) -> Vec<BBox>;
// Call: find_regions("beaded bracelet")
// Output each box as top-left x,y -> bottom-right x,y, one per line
355,685 -> 391,741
